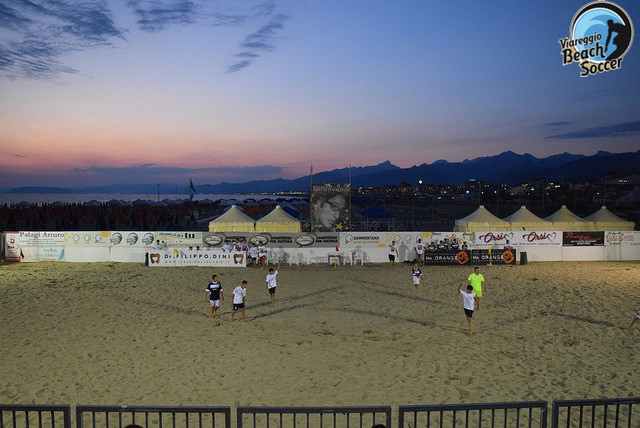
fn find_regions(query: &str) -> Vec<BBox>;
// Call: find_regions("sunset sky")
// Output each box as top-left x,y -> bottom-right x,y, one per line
1,0 -> 639,189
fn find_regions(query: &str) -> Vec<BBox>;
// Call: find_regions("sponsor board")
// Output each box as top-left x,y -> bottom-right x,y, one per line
424,249 -> 516,266
147,249 -> 246,267
4,232 -> 21,262
563,231 -> 604,246
424,250 -> 471,265
150,231 -> 202,247
512,231 -> 562,246
605,231 -> 639,246
17,231 -> 66,262
65,232 -> 110,246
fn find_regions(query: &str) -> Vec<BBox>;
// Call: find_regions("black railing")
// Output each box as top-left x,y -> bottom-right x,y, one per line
236,406 -> 391,428
398,401 -> 548,428
551,397 -> 640,428
2,399 -> 640,427
0,404 -> 72,428
75,405 -> 231,428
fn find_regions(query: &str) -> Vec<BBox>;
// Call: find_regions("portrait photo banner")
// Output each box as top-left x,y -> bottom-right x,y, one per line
310,183 -> 351,232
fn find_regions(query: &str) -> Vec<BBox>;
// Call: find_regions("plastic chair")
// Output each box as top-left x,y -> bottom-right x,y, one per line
353,251 -> 364,265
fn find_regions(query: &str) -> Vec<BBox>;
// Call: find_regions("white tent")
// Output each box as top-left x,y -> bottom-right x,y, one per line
255,205 -> 301,233
208,205 -> 255,232
544,205 -> 594,231
503,205 -> 554,230
583,206 -> 635,230
454,205 -> 510,232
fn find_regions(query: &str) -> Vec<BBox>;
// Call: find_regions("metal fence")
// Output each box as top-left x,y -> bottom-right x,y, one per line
2,399 -> 640,428
0,404 -> 71,428
551,397 -> 640,428
75,405 -> 231,428
236,406 -> 391,428
398,401 -> 548,428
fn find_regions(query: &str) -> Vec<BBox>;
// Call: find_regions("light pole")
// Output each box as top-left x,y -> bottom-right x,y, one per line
412,180 -> 422,230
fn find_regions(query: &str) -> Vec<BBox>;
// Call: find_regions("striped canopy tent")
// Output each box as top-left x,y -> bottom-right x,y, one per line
503,205 -> 554,231
255,205 -> 301,233
208,205 -> 255,232
544,205 -> 594,231
583,206 -> 635,230
453,205 -> 510,232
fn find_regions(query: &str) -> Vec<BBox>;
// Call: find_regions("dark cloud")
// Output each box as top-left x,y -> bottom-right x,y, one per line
542,121 -> 572,128
545,121 -> 640,139
126,0 -> 198,32
0,0 -> 290,79
210,1 -> 276,26
0,0 -> 125,79
226,13 -> 289,73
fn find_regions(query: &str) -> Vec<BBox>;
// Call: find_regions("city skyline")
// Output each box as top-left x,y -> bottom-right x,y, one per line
1,0 -> 639,188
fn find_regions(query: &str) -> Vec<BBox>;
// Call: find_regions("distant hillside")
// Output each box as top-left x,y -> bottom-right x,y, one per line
5,151 -> 640,194
6,186 -> 71,194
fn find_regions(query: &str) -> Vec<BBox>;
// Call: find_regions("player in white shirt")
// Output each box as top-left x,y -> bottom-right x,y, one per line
458,283 -> 480,334
414,238 -> 424,265
411,263 -> 423,294
388,240 -> 398,269
249,244 -> 259,267
265,262 -> 280,306
258,243 -> 267,266
231,281 -> 248,320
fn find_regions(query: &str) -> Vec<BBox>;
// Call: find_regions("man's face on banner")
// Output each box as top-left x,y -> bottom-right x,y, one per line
315,194 -> 346,229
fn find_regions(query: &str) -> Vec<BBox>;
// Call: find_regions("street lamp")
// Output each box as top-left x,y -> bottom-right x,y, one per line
412,180 -> 423,230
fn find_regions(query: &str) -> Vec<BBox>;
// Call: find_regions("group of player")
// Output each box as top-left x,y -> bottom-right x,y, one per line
204,240 -> 640,333
202,262 -> 281,321
410,257 -> 485,334
221,238 -> 269,267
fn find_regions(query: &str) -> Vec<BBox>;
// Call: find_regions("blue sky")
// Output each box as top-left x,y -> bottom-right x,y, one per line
0,0 -> 639,189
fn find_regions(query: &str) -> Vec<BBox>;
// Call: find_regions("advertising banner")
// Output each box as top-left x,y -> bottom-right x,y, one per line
65,232 -> 110,246
310,183 -> 350,232
154,231 -> 202,247
473,231 -> 516,248
511,230 -> 562,247
203,232 -> 339,248
424,250 -> 471,265
604,231 -> 640,246
563,231 -> 604,246
147,249 -> 246,267
423,249 -> 516,266
471,248 -> 517,265
17,231 -> 65,262
4,232 -> 21,262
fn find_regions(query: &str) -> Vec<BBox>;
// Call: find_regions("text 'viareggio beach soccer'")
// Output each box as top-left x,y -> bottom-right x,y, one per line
560,1 -> 633,77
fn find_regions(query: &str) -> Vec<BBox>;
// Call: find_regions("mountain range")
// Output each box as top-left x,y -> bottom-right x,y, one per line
6,150 -> 640,194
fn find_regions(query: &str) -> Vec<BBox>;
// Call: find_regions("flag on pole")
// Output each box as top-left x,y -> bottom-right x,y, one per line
189,179 -> 196,201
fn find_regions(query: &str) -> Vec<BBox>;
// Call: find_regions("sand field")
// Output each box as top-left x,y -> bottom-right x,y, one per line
0,260 -> 638,409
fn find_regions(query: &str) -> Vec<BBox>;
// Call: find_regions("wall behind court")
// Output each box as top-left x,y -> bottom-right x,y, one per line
2,230 -> 639,264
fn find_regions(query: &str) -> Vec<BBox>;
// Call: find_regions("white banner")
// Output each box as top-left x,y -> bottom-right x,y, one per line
65,231 -> 110,246
17,231 -> 66,262
147,249 -> 246,267
604,231 -> 640,246
4,232 -> 21,262
511,230 -> 563,247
